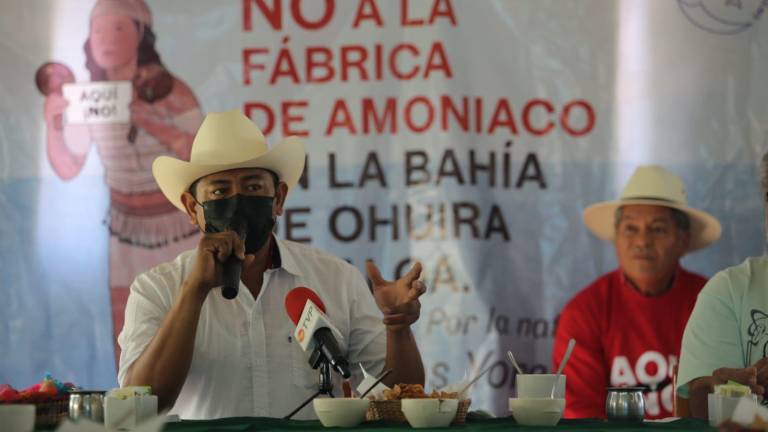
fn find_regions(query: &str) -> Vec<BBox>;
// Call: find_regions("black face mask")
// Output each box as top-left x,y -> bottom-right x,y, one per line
200,195 -> 275,254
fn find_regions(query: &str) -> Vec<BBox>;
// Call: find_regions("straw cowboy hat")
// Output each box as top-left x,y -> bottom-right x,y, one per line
582,165 -> 721,252
152,109 -> 305,211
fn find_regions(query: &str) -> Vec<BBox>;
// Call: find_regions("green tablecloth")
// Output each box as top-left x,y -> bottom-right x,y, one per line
162,417 -> 712,432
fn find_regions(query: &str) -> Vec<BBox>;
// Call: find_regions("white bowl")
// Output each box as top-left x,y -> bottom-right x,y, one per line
509,398 -> 565,426
401,398 -> 459,428
0,404 -> 35,432
313,398 -> 370,427
516,374 -> 566,398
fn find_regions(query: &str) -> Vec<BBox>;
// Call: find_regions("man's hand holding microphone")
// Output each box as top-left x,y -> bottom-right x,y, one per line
184,230 -> 255,301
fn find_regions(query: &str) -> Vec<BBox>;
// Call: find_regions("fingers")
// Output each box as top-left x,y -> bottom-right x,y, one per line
43,94 -> 68,119
758,369 -> 768,387
51,94 -> 68,110
201,231 -> 246,263
693,372 -> 764,397
215,243 -> 229,262
366,260 -> 386,286
233,234 -> 246,260
713,367 -> 758,386
367,261 -> 424,286
753,357 -> 768,383
380,299 -> 420,316
408,280 -> 427,300
403,261 -> 423,283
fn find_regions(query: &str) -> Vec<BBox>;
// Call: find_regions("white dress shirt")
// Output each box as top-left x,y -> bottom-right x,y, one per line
117,237 -> 386,420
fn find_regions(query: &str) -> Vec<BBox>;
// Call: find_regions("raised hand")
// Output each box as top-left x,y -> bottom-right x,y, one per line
366,261 -> 427,331
186,231 -> 254,297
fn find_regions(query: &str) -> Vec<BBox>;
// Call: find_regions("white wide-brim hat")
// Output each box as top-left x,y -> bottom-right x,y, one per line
153,109 -> 305,211
582,165 -> 721,252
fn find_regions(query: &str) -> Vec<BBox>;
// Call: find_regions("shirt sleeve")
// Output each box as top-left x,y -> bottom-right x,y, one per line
116,270 -> 174,386
344,265 -> 386,386
554,294 -> 608,419
677,270 -> 743,398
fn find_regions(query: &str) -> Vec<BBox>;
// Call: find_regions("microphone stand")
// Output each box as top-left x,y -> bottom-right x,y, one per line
283,345 -> 336,420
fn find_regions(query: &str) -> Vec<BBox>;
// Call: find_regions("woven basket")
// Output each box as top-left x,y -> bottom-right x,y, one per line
453,398 -> 471,425
366,398 -> 471,425
35,396 -> 70,427
366,400 -> 407,423
2,395 -> 69,428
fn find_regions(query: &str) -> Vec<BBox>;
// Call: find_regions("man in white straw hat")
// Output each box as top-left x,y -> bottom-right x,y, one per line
552,165 -> 722,420
677,153 -> 768,419
117,109 -> 426,420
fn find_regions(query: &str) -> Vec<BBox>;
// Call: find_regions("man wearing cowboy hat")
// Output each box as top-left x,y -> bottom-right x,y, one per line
552,165 -> 721,419
117,110 -> 426,419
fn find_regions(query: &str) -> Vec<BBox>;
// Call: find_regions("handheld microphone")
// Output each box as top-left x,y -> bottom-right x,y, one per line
220,224 -> 246,300
285,287 -> 351,379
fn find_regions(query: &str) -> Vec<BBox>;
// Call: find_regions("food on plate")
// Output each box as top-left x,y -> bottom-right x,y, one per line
378,384 -> 459,400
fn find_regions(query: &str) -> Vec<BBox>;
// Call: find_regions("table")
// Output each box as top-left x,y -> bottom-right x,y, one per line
162,417 -> 712,431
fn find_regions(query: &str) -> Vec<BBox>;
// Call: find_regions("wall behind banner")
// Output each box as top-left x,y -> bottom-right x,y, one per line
1,0 -> 766,416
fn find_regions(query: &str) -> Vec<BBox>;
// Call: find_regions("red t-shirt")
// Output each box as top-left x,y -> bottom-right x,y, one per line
552,267 -> 706,419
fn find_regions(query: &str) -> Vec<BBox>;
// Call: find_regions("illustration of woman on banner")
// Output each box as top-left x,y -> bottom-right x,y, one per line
36,0 -> 203,357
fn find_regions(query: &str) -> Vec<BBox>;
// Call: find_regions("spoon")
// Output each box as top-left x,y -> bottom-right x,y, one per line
359,368 -> 393,399
550,338 -> 576,398
459,364 -> 493,396
506,351 -> 524,375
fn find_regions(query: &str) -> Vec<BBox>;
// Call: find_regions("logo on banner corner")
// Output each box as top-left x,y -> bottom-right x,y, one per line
678,0 -> 765,35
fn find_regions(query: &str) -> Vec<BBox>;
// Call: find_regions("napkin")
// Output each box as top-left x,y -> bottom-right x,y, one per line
356,364 -> 389,399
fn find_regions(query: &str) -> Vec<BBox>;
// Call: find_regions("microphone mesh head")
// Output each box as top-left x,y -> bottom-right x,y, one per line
284,287 -> 326,324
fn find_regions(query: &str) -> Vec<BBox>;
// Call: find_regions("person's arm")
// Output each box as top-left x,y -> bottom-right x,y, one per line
366,261 -> 426,386
553,296 -> 607,418
755,357 -> 768,390
383,326 -> 424,386
123,231 -> 250,410
677,271 -> 751,419
123,282 -> 206,410
130,78 -> 201,160
43,93 -> 88,179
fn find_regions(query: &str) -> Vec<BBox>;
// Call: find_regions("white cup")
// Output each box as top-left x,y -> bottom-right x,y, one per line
516,374 -> 566,399
708,393 -> 754,427
0,404 -> 36,432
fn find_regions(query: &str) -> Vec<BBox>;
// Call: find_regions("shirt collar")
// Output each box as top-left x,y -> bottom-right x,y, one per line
271,236 -> 302,277
619,265 -> 682,297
